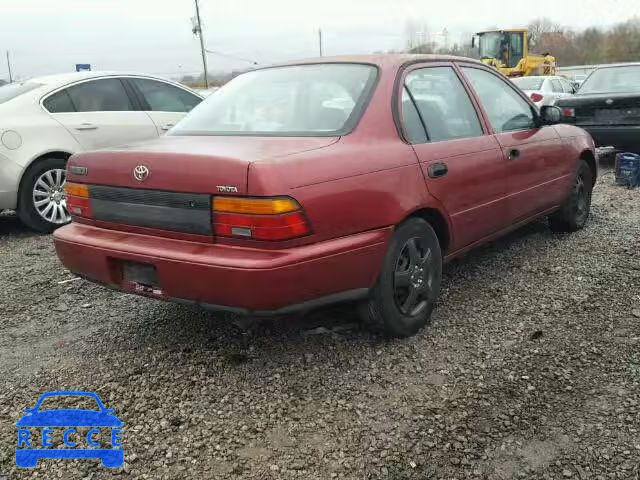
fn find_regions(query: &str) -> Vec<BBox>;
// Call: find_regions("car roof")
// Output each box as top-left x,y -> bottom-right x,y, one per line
25,71 -> 180,90
513,75 -> 564,80
270,54 -> 484,71
593,62 -> 640,70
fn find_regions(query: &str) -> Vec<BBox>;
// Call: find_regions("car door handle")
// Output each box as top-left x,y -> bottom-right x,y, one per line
75,123 -> 98,131
427,162 -> 448,179
508,149 -> 521,161
160,123 -> 175,131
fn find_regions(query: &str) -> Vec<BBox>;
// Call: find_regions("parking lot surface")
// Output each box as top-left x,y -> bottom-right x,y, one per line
0,168 -> 639,480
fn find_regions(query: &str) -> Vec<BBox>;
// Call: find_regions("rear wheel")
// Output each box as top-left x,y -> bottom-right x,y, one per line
549,160 -> 593,233
17,157 -> 70,233
360,218 -> 442,338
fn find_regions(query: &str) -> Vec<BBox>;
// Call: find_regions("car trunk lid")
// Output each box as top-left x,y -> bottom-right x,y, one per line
558,92 -> 640,126
66,135 -> 337,236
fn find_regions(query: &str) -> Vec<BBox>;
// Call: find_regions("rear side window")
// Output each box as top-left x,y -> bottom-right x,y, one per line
401,88 -> 427,144
550,79 -> 563,93
170,64 -> 377,136
462,67 -> 536,133
511,77 -> 544,91
43,90 -> 75,113
131,78 -> 201,112
404,67 -> 483,143
65,78 -> 133,112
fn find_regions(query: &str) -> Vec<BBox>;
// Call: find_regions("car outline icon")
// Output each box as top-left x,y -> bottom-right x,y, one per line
15,390 -> 123,468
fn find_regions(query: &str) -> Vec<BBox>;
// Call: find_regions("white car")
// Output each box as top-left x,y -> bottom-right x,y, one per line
573,74 -> 588,89
0,72 -> 202,231
194,87 -> 219,98
511,75 -> 576,108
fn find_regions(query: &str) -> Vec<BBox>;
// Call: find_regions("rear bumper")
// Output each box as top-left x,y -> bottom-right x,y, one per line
581,126 -> 640,153
53,224 -> 391,314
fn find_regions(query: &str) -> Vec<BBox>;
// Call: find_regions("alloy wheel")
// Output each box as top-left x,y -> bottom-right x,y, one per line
393,237 -> 434,316
572,174 -> 587,223
32,168 -> 69,224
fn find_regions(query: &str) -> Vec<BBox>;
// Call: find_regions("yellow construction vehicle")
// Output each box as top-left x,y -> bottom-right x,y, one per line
472,29 -> 556,77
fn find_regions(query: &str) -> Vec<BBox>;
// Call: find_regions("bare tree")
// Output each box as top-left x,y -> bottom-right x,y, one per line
528,17 -> 562,48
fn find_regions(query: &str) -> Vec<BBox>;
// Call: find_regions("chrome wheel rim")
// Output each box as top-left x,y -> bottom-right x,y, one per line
393,237 -> 434,316
32,168 -> 69,224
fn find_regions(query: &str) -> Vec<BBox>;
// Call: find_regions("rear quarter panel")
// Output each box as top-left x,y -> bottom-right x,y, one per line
246,60 -> 446,245
248,137 -> 431,243
0,112 -> 80,208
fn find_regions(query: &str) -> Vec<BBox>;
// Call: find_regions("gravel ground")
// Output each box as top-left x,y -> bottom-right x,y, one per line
0,168 -> 639,480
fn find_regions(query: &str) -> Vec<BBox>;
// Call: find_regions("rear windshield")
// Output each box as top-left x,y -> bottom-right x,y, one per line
579,66 -> 640,94
0,81 -> 43,104
511,77 -> 544,91
170,64 -> 378,136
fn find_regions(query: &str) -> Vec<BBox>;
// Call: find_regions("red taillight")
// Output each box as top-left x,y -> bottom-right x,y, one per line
66,195 -> 92,218
212,197 -> 311,241
563,107 -> 576,118
530,93 -> 544,103
64,182 -> 93,219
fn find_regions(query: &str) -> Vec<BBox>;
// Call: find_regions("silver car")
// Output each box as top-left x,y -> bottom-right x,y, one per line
511,75 -> 576,108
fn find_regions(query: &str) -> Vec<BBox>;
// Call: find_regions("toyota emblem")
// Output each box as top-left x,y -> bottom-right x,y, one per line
133,165 -> 150,182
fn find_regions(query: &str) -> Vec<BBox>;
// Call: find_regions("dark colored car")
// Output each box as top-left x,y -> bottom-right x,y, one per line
557,63 -> 640,153
53,55 -> 596,338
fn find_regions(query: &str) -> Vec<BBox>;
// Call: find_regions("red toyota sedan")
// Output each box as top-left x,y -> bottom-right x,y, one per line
53,55 -> 596,337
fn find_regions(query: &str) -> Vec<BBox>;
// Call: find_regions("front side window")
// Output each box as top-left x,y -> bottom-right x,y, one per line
462,67 -> 536,133
170,64 -> 377,136
65,78 -> 133,112
404,67 -> 483,143
131,78 -> 201,112
550,79 -> 564,93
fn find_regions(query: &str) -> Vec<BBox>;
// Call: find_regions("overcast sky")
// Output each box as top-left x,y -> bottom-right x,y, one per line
0,0 -> 638,80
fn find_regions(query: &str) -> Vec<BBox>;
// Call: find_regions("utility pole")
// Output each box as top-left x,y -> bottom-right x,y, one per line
193,0 -> 209,88
318,29 -> 323,57
6,51 -> 13,83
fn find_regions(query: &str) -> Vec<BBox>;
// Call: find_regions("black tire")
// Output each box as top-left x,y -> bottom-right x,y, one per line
17,157 -> 69,233
360,218 -> 442,338
549,160 -> 593,233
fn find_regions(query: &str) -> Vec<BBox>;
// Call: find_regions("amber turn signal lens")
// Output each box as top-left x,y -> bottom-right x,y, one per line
212,196 -> 312,241
213,197 -> 300,215
65,182 -> 89,198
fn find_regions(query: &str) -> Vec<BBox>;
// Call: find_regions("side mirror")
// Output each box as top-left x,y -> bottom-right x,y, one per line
23,409 -> 36,414
104,408 -> 115,414
540,105 -> 562,125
